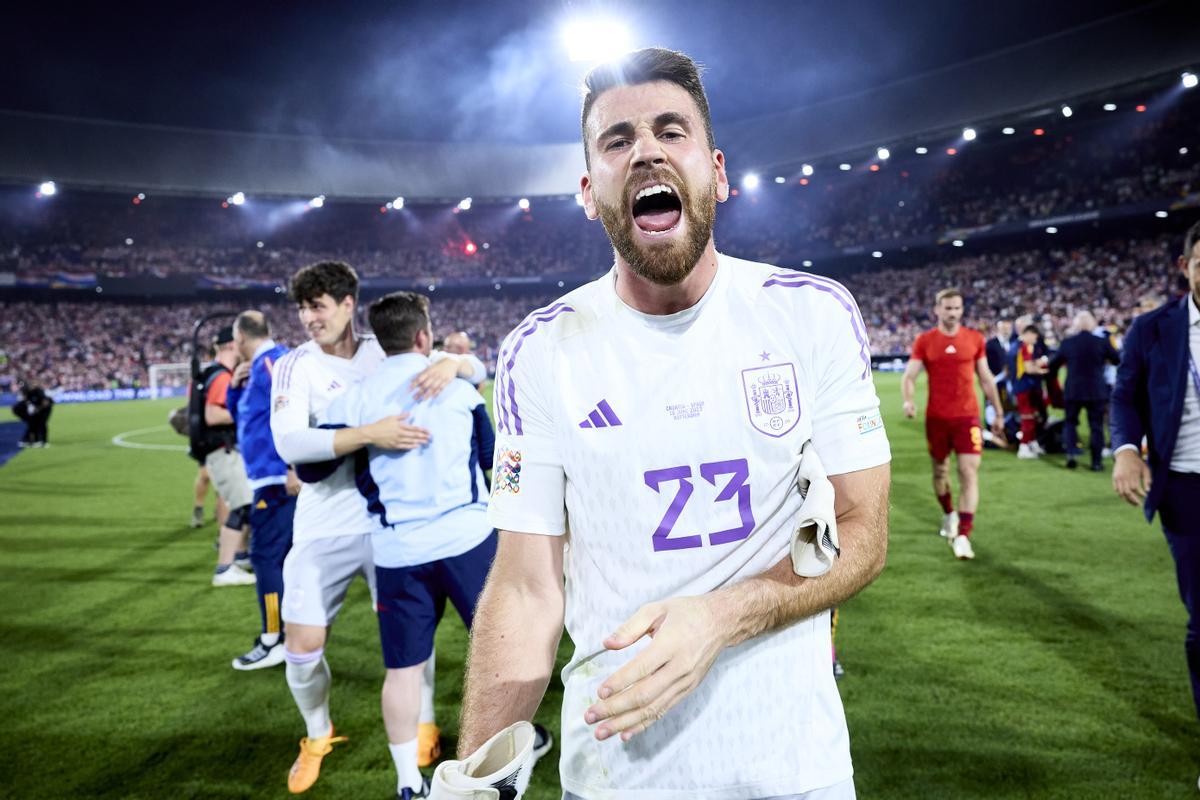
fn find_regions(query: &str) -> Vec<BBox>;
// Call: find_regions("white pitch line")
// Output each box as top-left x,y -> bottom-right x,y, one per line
111,424 -> 189,452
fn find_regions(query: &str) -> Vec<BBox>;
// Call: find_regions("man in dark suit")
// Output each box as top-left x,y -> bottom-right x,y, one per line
1111,219 -> 1200,746
984,320 -> 1013,441
1048,310 -> 1120,470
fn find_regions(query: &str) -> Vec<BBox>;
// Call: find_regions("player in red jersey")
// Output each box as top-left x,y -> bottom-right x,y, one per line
902,288 -> 1006,560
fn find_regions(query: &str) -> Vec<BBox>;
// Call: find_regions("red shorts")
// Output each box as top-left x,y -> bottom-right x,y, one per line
925,416 -> 983,461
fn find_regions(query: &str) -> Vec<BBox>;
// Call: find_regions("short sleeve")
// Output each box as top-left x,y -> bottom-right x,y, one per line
487,325 -> 567,536
808,285 -> 892,475
910,332 -> 926,362
206,371 -> 231,407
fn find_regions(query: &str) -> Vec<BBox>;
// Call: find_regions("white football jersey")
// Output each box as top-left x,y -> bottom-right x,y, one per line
271,335 -> 386,542
488,254 -> 891,800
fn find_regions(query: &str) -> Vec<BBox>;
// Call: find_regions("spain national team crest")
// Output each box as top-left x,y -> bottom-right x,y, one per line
741,363 -> 800,438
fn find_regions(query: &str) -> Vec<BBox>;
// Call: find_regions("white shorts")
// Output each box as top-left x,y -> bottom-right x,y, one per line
204,447 -> 252,510
282,534 -> 376,626
563,777 -> 854,800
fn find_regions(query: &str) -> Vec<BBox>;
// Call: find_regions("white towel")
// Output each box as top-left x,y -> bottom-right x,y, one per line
791,441 -> 840,577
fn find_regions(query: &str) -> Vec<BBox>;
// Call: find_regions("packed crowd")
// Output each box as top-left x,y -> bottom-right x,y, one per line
0,293 -> 548,393
2,231 -> 1186,393
2,96 -> 1195,283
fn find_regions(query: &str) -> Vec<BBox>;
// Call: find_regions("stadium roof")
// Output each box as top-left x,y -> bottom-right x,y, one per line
3,0 -> 1198,198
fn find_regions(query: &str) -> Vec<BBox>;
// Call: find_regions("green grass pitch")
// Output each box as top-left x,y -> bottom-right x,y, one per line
1,373 -> 1195,798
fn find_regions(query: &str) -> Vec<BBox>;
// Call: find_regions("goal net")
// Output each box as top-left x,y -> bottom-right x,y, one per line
148,362 -> 192,399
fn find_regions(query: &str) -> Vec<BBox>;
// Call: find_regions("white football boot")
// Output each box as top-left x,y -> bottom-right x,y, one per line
430,721 -> 535,800
952,535 -> 975,560
938,510 -> 959,539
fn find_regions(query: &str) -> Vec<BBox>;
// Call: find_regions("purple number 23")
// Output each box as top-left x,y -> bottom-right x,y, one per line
643,458 -> 754,552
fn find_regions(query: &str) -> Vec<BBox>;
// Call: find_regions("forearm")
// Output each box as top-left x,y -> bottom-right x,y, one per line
458,574 -> 563,756
205,406 -> 233,426
331,425 -> 376,457
980,374 -> 1003,412
901,372 -> 917,404
712,482 -> 889,648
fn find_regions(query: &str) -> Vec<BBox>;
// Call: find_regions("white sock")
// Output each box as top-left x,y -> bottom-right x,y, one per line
388,738 -> 423,792
286,651 -> 332,739
419,649 -> 436,725
261,631 -> 280,647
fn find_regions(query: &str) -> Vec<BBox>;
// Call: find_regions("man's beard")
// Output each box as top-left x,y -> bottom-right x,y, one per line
595,171 -> 717,287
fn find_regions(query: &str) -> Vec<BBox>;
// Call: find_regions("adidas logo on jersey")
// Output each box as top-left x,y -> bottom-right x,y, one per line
578,399 -> 622,429
945,345 -> 957,354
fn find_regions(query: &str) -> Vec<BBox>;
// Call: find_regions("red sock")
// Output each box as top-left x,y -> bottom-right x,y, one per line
937,492 -> 953,514
958,512 -> 974,538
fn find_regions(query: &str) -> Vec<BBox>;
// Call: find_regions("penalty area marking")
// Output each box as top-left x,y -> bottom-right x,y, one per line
111,425 -> 188,452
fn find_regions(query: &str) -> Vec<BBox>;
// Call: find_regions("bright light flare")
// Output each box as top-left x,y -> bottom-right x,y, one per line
1002,127 -> 1015,134
229,192 -> 246,206
458,197 -> 472,211
1183,72 -> 1198,89
839,163 -> 852,171
876,147 -> 890,160
309,195 -> 325,209
518,198 -> 530,211
1103,103 -> 1117,112
562,18 -> 632,63
962,128 -> 977,141
742,173 -> 761,190
801,164 -> 814,176
38,180 -> 57,197
1061,105 -> 1073,118
914,147 -> 928,155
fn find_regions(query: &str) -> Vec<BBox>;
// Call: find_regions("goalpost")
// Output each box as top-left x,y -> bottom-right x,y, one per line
148,362 -> 192,399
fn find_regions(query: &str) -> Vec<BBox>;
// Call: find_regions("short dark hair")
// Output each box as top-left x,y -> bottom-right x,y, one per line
235,310 -> 270,339
1022,324 -> 1040,335
289,261 -> 359,306
1184,219 -> 1200,260
580,48 -> 714,168
368,291 -> 431,356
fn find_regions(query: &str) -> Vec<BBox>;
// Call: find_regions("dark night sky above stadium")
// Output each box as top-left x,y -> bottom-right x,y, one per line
2,0 -> 1181,145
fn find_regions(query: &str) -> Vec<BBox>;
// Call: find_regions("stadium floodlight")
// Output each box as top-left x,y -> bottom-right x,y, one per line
1002,127 -> 1016,135
309,195 -> 325,209
774,176 -> 785,184
574,193 -> 584,206
952,240 -> 964,247
458,197 -> 472,211
1045,226 -> 1058,234
1183,72 -> 1198,90
742,173 -> 761,190
876,147 -> 890,160
802,260 -> 813,267
1061,105 -> 1073,118
518,198 -> 530,211
801,164 -> 814,176
962,128 -> 977,141
393,196 -> 405,209
256,241 -> 264,248
137,192 -> 146,200
125,238 -> 134,245
38,180 -> 57,197
839,163 -> 852,171
229,191 -> 246,206
1155,210 -> 1169,218
1182,147 -> 1190,155
914,147 -> 928,155
1103,103 -> 1117,111
562,17 -> 632,63
871,250 -> 883,258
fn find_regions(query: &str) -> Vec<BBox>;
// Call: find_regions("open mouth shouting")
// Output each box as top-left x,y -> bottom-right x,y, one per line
631,182 -> 683,237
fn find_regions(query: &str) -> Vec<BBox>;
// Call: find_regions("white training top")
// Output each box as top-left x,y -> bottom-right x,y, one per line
488,254 -> 891,800
271,335 -> 386,542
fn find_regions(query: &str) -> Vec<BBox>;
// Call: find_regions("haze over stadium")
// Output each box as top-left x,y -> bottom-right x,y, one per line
3,1 -> 1200,798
